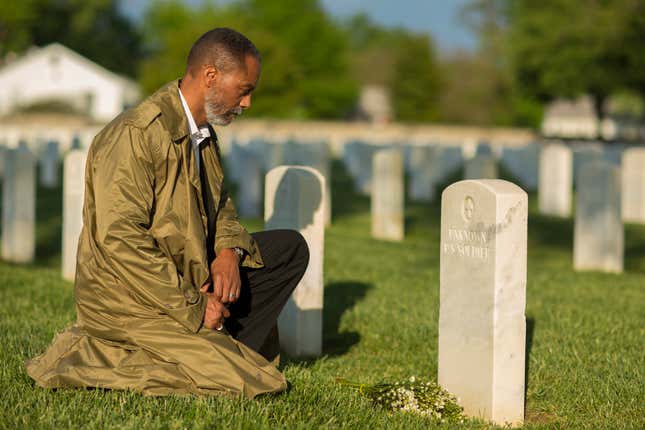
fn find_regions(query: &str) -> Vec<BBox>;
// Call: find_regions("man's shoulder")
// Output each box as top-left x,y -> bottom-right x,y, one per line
104,80 -> 181,133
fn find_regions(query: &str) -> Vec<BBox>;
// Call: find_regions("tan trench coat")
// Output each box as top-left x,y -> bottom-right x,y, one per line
26,81 -> 287,397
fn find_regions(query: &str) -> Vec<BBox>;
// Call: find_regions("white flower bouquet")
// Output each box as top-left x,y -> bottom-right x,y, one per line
336,376 -> 464,423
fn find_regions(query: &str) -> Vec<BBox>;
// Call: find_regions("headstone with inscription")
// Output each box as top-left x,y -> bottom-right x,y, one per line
621,147 -> 645,224
40,140 -> 60,188
464,154 -> 498,180
574,161 -> 623,273
62,150 -> 88,280
265,166 -> 325,357
2,147 -> 36,263
538,143 -> 572,217
439,179 -> 527,427
372,148 -> 404,241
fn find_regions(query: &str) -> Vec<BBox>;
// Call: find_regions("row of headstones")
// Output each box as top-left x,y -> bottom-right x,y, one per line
344,140 -> 645,272
539,143 -> 645,273
226,138 -> 332,225
267,164 -> 527,425
0,145 -> 86,281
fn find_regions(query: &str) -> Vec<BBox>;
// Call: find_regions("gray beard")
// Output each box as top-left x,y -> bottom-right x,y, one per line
204,91 -> 243,126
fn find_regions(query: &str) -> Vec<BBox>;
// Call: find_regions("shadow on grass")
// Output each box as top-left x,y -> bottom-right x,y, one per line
322,281 -> 372,356
281,280 -> 372,366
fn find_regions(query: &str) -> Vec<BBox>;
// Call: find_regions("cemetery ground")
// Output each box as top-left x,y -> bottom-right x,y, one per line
1,162 -> 644,430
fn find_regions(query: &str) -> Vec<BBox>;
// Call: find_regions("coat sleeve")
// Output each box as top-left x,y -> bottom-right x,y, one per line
214,189 -> 263,268
91,125 -> 206,333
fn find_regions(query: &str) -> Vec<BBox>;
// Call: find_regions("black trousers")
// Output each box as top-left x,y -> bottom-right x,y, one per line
224,229 -> 309,362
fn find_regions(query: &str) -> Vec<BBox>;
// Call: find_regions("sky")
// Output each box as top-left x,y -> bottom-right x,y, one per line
119,0 -> 477,53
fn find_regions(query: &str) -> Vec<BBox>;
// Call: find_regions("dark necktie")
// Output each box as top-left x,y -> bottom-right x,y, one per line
199,140 -> 216,263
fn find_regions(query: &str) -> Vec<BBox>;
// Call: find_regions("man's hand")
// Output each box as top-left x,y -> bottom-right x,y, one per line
210,248 -> 241,305
200,283 -> 230,330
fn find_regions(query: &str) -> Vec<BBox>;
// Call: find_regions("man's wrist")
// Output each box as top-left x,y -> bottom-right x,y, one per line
232,247 -> 244,264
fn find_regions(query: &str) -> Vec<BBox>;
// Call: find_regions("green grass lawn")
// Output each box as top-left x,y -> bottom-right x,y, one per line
1,162 -> 644,429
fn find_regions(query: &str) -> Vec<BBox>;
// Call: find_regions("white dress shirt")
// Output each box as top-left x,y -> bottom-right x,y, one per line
178,88 -> 210,174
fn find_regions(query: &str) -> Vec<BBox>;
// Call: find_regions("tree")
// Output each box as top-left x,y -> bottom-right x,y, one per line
0,0 -> 141,77
139,0 -> 357,119
449,0 -> 542,127
345,15 -> 441,122
506,0 -> 645,121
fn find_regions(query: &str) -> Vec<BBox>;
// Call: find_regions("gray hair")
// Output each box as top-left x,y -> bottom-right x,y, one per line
186,27 -> 260,74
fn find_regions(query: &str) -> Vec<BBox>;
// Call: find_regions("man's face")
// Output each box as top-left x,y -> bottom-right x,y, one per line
204,54 -> 260,126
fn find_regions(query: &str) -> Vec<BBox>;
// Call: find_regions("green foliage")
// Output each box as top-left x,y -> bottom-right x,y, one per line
506,0 -> 645,116
0,0 -> 141,77
139,0 -> 358,119
345,16 -> 441,123
451,0 -> 543,128
389,32 -> 441,122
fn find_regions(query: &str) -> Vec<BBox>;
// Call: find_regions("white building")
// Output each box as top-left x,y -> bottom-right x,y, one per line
0,43 -> 140,123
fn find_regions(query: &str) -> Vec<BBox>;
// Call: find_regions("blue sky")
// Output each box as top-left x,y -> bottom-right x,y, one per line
120,0 -> 477,53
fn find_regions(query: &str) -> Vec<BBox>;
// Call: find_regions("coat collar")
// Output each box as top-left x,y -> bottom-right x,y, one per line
150,79 -> 190,142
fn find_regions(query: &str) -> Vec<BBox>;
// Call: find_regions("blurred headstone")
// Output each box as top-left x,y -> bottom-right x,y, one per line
62,150 -> 88,280
265,166 -> 325,357
539,143 -> 572,217
237,147 -> 262,218
407,145 -> 438,202
464,154 -> 498,180
500,143 -> 539,191
621,147 -> 645,224
572,142 -> 603,186
475,140 -> 493,157
574,161 -> 623,273
40,140 -> 60,188
371,148 -> 404,241
2,146 -> 36,263
439,179 -> 527,427
342,141 -> 379,195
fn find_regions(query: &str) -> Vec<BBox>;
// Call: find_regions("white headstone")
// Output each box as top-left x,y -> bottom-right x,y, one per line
574,161 -> 623,273
40,140 -> 60,188
538,143 -> 572,217
62,150 -> 88,280
464,154 -> 498,180
372,148 -> 404,241
439,179 -> 527,427
2,147 -> 36,263
342,141 -> 378,195
283,140 -> 332,225
265,166 -> 325,357
501,143 -> 539,191
621,147 -> 645,224
407,145 -> 438,202
237,148 -> 262,218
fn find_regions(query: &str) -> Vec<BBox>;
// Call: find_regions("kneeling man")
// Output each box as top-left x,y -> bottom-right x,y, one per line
27,28 -> 308,397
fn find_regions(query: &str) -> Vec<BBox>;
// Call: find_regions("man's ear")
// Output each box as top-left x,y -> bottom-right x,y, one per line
203,64 -> 219,89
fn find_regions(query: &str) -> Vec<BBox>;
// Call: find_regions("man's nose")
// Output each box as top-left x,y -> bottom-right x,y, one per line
240,94 -> 252,110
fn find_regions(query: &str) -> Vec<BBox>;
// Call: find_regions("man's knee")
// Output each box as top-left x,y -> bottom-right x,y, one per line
285,230 -> 309,271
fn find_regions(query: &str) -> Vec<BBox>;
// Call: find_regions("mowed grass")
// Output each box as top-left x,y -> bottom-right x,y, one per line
1,161 -> 644,430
